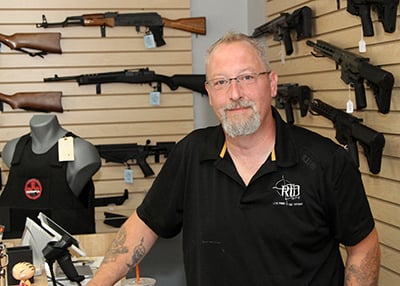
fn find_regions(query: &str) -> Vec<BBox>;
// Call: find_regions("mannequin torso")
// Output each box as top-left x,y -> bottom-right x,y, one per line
2,114 -> 101,196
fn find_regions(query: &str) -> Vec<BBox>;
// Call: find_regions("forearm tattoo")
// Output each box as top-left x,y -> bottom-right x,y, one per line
126,237 -> 146,272
102,227 -> 129,264
345,245 -> 380,286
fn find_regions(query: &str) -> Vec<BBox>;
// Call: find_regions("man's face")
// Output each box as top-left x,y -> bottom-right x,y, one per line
205,41 -> 278,137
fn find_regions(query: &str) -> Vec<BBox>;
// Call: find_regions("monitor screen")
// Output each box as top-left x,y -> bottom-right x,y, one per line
37,212 -> 86,257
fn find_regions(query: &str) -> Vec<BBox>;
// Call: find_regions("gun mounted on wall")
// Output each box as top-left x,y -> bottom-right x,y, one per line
44,68 -> 207,95
306,39 -> 394,114
251,6 -> 313,56
275,83 -> 312,124
36,12 -> 206,47
310,99 -> 385,174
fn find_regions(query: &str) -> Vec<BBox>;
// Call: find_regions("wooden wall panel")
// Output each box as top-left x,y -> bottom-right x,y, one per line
266,0 -> 400,284
0,0 -> 198,234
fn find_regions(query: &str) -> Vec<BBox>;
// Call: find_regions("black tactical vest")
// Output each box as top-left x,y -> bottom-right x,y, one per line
0,133 -> 95,238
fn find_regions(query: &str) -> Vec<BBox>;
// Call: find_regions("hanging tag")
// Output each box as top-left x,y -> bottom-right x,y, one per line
58,136 -> 74,161
280,41 -> 285,64
358,29 -> 366,53
346,84 -> 354,113
346,99 -> 354,113
124,168 -> 133,184
144,32 -> 156,49
149,90 -> 161,106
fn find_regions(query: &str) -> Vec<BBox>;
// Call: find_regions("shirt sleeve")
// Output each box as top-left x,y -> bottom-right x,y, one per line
136,141 -> 186,238
326,147 -> 375,246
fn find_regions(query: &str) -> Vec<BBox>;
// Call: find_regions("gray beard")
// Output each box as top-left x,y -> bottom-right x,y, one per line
220,101 -> 261,138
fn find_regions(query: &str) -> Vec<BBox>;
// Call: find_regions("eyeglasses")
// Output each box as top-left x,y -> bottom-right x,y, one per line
205,71 -> 269,91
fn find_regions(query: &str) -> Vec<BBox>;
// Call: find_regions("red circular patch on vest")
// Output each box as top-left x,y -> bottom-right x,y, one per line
24,178 -> 43,200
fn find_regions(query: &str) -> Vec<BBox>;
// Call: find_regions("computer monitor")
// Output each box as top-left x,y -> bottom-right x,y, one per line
37,212 -> 86,257
21,217 -> 54,275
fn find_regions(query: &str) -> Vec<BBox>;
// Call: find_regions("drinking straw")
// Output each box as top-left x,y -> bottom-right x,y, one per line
136,264 -> 140,283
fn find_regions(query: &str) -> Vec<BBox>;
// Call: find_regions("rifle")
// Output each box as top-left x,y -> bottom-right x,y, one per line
44,68 -> 207,95
346,0 -> 399,36
95,140 -> 176,177
275,83 -> 312,124
251,6 -> 312,55
306,39 -> 394,114
0,32 -> 62,57
36,12 -> 206,47
0,91 -> 63,112
310,99 -> 385,174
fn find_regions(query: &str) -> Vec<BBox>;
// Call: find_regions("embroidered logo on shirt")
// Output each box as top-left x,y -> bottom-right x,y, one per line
272,175 -> 303,207
24,178 -> 43,200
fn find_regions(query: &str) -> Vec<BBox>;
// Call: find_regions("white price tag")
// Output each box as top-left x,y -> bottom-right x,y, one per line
144,33 -> 156,49
58,136 -> 74,161
358,39 -> 366,53
150,91 -> 161,106
346,99 -> 354,113
124,168 -> 133,184
359,28 -> 366,53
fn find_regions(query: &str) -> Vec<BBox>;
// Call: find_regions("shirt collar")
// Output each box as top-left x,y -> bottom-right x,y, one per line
200,107 -> 298,167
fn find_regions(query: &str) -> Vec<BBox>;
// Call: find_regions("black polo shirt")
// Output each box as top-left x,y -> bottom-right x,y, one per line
137,107 -> 374,286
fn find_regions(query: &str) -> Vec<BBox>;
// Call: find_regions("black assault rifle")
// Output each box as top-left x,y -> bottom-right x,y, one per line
345,0 -> 399,36
95,140 -> 176,177
275,83 -> 312,124
306,39 -> 394,114
36,12 -> 206,47
310,99 -> 385,174
251,6 -> 313,55
44,68 -> 207,95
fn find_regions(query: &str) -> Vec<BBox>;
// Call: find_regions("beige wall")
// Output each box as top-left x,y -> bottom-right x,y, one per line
0,0 -> 195,233
1,0 -> 399,284
265,0 -> 400,285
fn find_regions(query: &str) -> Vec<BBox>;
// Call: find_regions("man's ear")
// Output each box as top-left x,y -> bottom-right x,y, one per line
205,84 -> 214,106
268,71 -> 279,98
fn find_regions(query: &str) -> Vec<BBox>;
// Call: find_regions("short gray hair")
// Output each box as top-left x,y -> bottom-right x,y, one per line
205,32 -> 271,73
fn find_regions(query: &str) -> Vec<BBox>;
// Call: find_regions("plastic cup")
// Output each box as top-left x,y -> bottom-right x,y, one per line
121,277 -> 156,286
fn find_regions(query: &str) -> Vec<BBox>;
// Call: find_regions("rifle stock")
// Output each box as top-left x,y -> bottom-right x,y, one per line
0,92 -> 63,112
162,16 -> 206,35
0,33 -> 62,57
346,0 -> 399,36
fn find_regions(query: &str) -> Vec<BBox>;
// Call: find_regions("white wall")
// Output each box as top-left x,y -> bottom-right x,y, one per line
190,0 -> 266,128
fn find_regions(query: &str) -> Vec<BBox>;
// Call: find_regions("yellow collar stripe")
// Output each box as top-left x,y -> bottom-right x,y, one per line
219,142 -> 276,161
271,148 -> 276,161
219,141 -> 227,158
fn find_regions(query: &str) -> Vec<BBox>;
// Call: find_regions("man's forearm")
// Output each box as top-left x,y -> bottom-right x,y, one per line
344,230 -> 381,286
88,211 -> 158,286
88,226 -> 133,285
